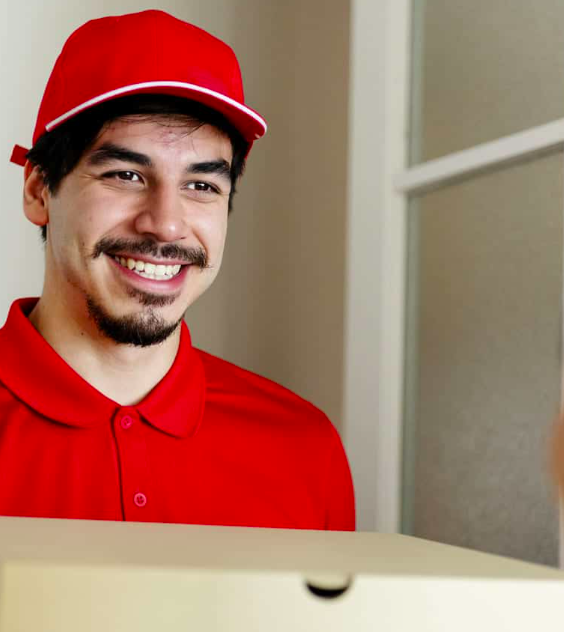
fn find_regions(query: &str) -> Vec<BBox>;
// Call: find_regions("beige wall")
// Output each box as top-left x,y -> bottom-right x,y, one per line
0,0 -> 350,431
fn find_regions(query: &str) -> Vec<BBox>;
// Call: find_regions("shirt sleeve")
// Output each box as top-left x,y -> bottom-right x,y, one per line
324,422 -> 356,531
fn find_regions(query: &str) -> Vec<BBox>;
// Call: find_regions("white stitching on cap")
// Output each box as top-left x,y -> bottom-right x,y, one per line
45,81 -> 268,136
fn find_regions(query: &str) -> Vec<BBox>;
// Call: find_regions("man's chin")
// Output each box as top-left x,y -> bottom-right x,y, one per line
125,285 -> 181,308
86,295 -> 184,347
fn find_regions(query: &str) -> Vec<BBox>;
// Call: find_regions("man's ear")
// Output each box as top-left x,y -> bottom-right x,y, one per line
23,163 -> 50,227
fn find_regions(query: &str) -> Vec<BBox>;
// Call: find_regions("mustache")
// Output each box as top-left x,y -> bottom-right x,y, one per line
92,238 -> 209,269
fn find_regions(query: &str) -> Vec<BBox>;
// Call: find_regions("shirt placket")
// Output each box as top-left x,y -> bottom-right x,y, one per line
112,408 -> 155,522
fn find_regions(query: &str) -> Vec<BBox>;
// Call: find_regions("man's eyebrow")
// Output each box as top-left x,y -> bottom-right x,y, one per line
188,159 -> 231,181
87,146 -> 231,181
87,143 -> 153,167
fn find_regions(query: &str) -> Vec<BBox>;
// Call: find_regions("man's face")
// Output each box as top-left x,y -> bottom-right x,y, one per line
40,116 -> 233,346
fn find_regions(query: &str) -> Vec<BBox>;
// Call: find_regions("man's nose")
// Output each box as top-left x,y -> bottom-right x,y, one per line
133,183 -> 188,243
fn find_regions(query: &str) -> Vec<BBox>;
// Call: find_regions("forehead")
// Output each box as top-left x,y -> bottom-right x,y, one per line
87,115 -> 233,162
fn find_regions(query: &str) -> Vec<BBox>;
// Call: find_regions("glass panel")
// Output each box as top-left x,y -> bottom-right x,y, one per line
402,152 -> 563,566
412,0 -> 564,163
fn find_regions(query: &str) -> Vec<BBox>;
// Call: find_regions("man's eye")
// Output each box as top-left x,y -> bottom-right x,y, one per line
186,181 -> 218,193
103,171 -> 142,183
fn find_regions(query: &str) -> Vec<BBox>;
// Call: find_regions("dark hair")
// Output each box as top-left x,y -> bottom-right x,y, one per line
26,94 -> 250,242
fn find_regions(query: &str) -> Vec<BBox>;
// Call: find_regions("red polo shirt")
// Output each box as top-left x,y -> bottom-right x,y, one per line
0,298 -> 355,530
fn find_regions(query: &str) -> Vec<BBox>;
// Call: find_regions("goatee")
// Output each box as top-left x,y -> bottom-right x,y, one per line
86,296 -> 183,347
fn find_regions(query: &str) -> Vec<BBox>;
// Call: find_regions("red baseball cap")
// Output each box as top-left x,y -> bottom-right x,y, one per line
10,10 -> 267,167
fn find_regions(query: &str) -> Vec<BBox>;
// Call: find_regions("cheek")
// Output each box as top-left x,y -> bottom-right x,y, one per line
196,212 -> 229,261
72,191 -> 133,255
78,189 -> 127,233
212,222 -> 229,269
48,192 -> 117,266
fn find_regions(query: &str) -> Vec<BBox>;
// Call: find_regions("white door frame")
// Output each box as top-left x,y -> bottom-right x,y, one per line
343,0 -> 411,533
344,0 -> 564,542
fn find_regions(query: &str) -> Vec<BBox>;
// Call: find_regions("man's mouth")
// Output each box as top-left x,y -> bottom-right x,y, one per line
112,255 -> 184,282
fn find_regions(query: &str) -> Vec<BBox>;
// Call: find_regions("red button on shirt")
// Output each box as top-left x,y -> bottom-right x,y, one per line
0,298 -> 355,530
134,493 -> 147,508
120,416 -> 133,429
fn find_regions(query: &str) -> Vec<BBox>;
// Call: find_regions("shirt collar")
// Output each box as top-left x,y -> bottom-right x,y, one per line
0,298 -> 206,438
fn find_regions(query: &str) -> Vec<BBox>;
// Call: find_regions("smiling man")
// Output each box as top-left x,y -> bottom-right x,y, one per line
0,10 -> 355,530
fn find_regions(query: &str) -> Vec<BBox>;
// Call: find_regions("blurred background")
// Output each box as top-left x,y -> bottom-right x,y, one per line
2,0 -> 563,567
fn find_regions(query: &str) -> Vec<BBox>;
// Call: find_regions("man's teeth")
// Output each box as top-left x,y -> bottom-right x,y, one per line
114,256 -> 182,281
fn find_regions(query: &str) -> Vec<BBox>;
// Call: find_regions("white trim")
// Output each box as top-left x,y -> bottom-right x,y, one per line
375,0 -> 411,533
395,117 -> 564,195
343,0 -> 410,533
45,81 -> 268,138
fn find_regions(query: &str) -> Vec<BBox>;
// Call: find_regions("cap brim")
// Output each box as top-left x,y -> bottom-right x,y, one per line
45,81 -> 267,143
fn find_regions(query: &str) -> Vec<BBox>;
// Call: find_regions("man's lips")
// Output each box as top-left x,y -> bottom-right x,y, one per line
107,254 -> 190,293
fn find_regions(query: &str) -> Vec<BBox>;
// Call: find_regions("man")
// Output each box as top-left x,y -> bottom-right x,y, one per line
1,10 -> 355,530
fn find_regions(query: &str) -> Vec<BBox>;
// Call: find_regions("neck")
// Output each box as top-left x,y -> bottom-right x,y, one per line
28,294 -> 181,406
